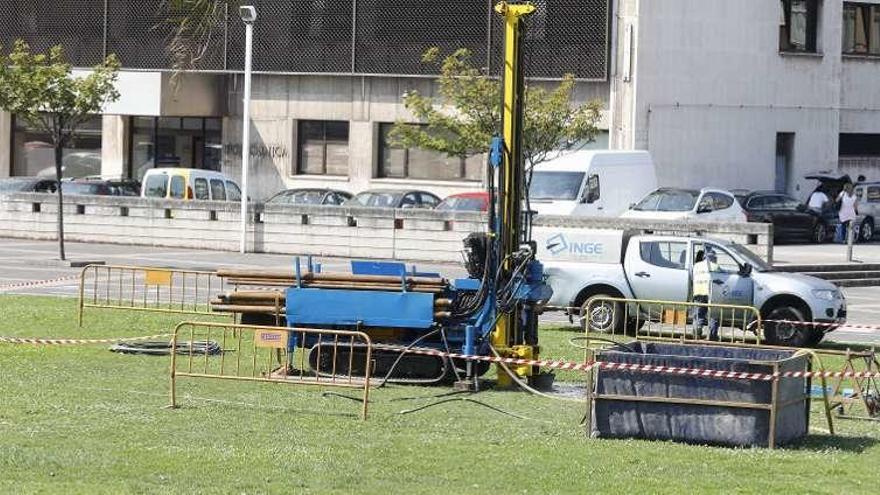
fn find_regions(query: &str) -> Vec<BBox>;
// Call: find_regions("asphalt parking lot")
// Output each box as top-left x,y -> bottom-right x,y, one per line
1,237 -> 879,344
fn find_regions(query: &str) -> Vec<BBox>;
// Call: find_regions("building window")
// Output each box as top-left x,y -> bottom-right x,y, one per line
779,0 -> 820,53
378,123 -> 482,181
843,3 -> 880,55
11,114 -> 102,178
296,120 -> 349,176
129,116 -> 222,181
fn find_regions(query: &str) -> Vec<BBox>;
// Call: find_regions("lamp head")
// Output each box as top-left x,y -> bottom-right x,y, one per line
239,5 -> 257,23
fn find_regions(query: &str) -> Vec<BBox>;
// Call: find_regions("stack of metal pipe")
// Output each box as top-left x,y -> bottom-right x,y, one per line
212,269 -> 452,319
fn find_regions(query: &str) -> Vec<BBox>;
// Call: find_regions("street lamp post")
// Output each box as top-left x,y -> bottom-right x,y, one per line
239,5 -> 256,254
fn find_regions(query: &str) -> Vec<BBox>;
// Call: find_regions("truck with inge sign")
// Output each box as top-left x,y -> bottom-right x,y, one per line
534,229 -> 846,347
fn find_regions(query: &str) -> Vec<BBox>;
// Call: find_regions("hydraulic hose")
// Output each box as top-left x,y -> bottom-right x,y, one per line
109,340 -> 221,355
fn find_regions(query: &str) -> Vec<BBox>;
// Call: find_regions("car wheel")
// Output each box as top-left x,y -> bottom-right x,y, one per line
580,294 -> 622,334
812,222 -> 828,244
762,305 -> 817,347
860,218 -> 874,243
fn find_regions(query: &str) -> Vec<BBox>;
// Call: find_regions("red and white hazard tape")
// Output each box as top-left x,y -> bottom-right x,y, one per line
0,275 -> 80,293
0,333 -> 172,345
373,343 -> 595,372
374,344 -> 880,381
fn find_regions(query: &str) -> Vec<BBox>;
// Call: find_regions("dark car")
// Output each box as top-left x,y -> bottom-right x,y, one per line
60,178 -> 141,196
265,188 -> 352,206
0,177 -> 58,194
346,189 -> 440,209
436,192 -> 490,212
738,191 -> 828,244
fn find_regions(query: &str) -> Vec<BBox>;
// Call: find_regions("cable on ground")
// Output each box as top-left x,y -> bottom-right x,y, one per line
110,340 -> 221,355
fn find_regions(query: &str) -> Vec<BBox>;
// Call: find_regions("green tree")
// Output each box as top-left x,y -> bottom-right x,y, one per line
0,40 -> 120,260
388,48 -> 603,172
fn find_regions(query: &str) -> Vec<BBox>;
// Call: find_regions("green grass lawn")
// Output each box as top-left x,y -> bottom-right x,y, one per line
1,295 -> 879,494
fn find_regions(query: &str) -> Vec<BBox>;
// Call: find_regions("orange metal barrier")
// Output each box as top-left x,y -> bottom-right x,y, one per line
582,296 -> 764,346
78,264 -> 231,325
169,322 -> 373,420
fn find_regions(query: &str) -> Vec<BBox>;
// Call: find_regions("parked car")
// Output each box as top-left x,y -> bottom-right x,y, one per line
528,150 -> 657,217
853,180 -> 880,242
536,229 -> 845,347
74,176 -> 141,196
346,189 -> 440,209
36,151 -> 102,178
0,177 -> 57,194
621,187 -> 747,222
805,174 -> 874,242
436,192 -> 490,212
738,191 -> 829,244
141,168 -> 242,201
265,188 -> 351,206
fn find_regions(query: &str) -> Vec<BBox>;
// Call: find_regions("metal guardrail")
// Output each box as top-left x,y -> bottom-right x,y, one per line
78,264 -> 231,326
581,296 -> 764,346
169,322 -> 373,420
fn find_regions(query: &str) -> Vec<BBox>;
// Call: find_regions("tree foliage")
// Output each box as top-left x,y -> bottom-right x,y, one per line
0,40 -> 120,259
389,48 -> 603,168
162,0 -> 232,74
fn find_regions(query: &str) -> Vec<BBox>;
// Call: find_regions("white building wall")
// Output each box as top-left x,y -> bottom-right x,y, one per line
618,0 -> 879,198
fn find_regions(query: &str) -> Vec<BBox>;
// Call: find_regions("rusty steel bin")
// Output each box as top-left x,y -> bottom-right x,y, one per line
590,342 -> 810,448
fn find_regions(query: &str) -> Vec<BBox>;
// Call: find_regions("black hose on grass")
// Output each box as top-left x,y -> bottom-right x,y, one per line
109,340 -> 221,356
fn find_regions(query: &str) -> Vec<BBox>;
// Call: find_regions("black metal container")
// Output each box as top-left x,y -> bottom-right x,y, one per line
590,342 -> 810,448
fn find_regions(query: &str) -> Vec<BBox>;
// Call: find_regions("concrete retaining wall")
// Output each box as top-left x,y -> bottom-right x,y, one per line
0,193 -> 773,263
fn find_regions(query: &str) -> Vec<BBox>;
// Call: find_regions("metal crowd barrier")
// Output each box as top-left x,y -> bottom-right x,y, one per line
581,296 -> 764,346
823,347 -> 880,421
78,264 -> 231,325
169,322 -> 373,420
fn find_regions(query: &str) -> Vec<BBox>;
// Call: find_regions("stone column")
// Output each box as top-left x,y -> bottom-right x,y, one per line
101,115 -> 129,178
0,111 -> 11,177
347,121 -> 375,191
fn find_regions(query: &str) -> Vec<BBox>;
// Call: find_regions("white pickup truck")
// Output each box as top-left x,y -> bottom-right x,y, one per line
535,229 -> 846,347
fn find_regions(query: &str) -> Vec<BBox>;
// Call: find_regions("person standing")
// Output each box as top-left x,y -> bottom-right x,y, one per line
837,182 -> 859,244
692,249 -> 719,341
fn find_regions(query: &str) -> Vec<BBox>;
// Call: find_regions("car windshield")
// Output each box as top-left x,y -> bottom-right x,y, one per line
633,190 -> 699,212
0,179 -> 36,193
110,183 -> 140,196
352,192 -> 403,208
61,182 -> 110,195
778,197 -> 802,210
436,197 -> 485,211
529,171 -> 584,201
725,243 -> 771,272
291,191 -> 325,205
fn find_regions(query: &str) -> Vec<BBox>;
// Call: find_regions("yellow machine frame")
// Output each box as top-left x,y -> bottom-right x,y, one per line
492,2 -> 537,386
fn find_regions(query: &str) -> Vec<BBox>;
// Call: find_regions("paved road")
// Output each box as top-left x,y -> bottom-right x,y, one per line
1,238 -> 879,345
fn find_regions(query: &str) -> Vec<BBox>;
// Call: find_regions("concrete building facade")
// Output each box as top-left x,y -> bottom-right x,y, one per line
2,1 -> 880,202
614,0 -> 880,198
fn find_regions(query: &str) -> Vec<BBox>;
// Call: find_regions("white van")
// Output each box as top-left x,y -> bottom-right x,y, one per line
141,168 -> 242,201
528,150 -> 658,217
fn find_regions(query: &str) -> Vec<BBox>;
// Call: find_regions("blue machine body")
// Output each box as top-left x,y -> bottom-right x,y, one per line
286,287 -> 435,329
284,258 -> 549,356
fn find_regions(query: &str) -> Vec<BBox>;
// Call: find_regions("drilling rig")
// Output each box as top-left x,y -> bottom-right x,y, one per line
218,1 -> 551,388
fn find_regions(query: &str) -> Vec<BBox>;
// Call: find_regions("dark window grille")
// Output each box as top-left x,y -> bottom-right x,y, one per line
0,0 -> 609,80
297,120 -> 350,176
377,123 -> 482,181
779,0 -> 820,53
